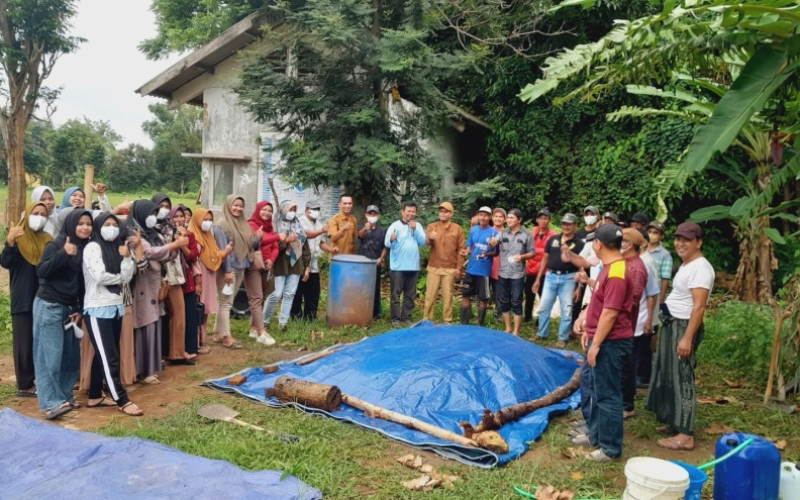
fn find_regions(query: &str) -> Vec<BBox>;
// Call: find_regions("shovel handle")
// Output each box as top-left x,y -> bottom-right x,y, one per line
230,417 -> 300,442
230,418 -> 266,431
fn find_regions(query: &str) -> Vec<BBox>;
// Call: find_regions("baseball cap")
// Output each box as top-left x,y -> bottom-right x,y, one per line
584,205 -> 600,215
366,205 -> 380,214
478,206 -> 492,215
438,201 -> 454,212
306,199 -> 321,210
629,212 -> 650,225
647,221 -> 666,234
536,209 -> 551,218
561,213 -> 578,224
603,211 -> 618,222
675,222 -> 703,239
493,207 -> 507,217
622,227 -> 646,248
587,224 -> 623,245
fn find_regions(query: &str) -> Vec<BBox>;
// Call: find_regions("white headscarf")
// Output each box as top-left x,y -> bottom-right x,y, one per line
30,185 -> 59,236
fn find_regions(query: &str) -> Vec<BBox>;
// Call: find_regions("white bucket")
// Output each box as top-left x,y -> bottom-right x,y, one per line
623,457 -> 690,500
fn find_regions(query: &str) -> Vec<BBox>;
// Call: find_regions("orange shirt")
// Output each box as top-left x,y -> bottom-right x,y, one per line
426,221 -> 465,270
328,212 -> 358,255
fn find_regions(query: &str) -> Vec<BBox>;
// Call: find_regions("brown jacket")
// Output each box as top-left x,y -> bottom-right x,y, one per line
426,221 -> 466,270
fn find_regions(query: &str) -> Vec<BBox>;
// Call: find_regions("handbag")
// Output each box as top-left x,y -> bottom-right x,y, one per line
157,281 -> 170,302
252,249 -> 266,271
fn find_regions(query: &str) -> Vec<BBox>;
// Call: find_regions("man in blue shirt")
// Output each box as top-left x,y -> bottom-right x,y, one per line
384,201 -> 426,325
459,206 -> 499,326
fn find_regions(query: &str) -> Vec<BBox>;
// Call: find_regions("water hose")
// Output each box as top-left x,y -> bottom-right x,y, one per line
512,438 -> 754,499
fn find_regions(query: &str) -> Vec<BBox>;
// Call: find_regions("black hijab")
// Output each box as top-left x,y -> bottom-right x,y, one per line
55,209 -> 93,272
151,193 -> 171,213
131,200 -> 162,246
151,192 -> 174,237
92,212 -> 127,294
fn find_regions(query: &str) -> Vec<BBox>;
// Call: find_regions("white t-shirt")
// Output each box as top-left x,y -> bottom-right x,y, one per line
580,244 -> 602,307
665,257 -> 715,320
635,252 -> 661,336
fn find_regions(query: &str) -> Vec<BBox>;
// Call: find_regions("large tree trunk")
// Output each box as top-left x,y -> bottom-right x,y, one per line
732,218 -> 775,303
6,117 -> 26,226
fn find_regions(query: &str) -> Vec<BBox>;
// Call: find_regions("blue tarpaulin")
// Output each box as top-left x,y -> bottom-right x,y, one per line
0,408 -> 322,500
205,323 -> 582,468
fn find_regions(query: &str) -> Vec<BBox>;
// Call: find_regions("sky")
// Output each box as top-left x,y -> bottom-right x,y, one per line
46,0 -> 184,147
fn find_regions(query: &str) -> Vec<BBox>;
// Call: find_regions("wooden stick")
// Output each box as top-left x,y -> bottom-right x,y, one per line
83,164 -> 95,209
295,349 -> 337,366
764,309 -> 792,404
341,394 -> 480,449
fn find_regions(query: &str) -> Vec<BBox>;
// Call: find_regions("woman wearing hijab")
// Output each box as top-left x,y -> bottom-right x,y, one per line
1,201 -> 52,398
263,200 -> 310,334
30,186 -> 59,236
212,194 -> 260,349
247,201 -> 281,345
129,200 -> 188,384
166,206 -> 201,363
60,187 -> 86,211
188,208 -> 233,354
81,213 -> 143,416
33,209 -> 92,420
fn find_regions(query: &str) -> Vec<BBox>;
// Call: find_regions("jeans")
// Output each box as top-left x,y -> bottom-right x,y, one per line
390,271 -> 418,322
579,361 -> 593,422
32,297 -> 81,411
587,337 -> 633,458
497,277 -> 524,316
537,272 -> 577,341
263,274 -> 301,327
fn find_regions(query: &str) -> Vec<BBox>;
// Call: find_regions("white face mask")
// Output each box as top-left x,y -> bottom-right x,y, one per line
101,225 -> 119,242
584,215 -> 598,226
28,214 -> 46,232
367,216 -> 379,224
201,220 -> 213,232
145,215 -> 158,228
285,211 -> 296,221
157,207 -> 170,220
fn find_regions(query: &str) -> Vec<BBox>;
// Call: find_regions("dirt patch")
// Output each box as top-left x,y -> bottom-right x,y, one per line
0,346 -> 302,431
0,267 -> 8,293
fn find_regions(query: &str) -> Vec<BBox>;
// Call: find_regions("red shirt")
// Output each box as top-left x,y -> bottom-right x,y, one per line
181,232 -> 200,294
526,227 -> 557,276
586,259 -> 634,340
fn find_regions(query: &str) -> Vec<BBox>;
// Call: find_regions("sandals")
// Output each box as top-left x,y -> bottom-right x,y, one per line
197,345 -> 211,355
45,402 -> 73,420
119,402 -> 144,417
138,375 -> 161,385
16,388 -> 37,398
88,397 -> 117,408
657,436 -> 695,451
223,341 -> 243,350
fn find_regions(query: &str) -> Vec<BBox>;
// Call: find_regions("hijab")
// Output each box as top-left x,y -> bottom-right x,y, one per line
151,193 -> 171,210
130,200 -> 162,247
60,187 -> 85,210
92,212 -> 126,294
54,209 -> 92,273
248,201 -> 274,234
188,207 -> 224,272
30,186 -> 58,236
275,200 -> 307,267
151,193 -> 173,238
215,195 -> 254,262
15,201 -> 53,265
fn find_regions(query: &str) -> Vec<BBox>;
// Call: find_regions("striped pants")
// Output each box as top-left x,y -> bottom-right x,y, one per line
86,313 -> 129,408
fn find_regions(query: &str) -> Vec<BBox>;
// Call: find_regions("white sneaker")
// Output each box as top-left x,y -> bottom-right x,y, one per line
256,333 -> 276,346
586,449 -> 619,462
249,329 -> 259,339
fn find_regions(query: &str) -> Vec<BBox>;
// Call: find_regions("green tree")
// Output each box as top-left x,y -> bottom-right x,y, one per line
106,144 -> 158,193
142,103 -> 202,194
0,0 -> 81,224
49,118 -> 121,188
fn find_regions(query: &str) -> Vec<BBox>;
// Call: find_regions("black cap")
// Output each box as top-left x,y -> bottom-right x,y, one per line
629,212 -> 650,225
587,224 -> 623,245
366,204 -> 380,214
603,211 -> 618,222
536,209 -> 551,218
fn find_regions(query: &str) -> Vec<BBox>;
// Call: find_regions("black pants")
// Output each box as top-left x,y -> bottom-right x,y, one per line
291,272 -> 321,321
11,312 -> 35,391
183,292 -> 199,355
373,269 -> 383,319
573,284 -> 586,325
636,327 -> 656,384
524,274 -> 544,321
622,335 -> 652,411
85,313 -> 129,407
390,271 -> 418,322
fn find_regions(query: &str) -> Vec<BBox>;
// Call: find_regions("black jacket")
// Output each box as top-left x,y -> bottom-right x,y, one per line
0,244 -> 39,314
36,241 -> 84,308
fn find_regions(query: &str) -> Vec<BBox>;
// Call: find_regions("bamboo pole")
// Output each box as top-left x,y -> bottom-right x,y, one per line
341,394 -> 480,449
83,164 -> 95,209
765,308 -> 792,404
295,349 -> 337,366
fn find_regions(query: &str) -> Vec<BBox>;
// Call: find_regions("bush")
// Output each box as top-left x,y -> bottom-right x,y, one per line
698,300 -> 776,386
0,293 -> 11,356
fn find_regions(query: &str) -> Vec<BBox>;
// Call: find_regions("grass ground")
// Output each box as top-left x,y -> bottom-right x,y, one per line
0,293 -> 797,499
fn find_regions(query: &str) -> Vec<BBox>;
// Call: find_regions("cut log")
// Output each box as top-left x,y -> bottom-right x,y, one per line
460,366 -> 582,437
227,375 -> 247,386
263,365 -> 280,374
272,375 -> 342,412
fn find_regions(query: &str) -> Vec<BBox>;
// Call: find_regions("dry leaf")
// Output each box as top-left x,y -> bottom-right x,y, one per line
420,464 -> 434,474
704,422 -> 734,435
536,484 -> 575,500
402,475 -> 434,491
396,454 -> 416,466
774,439 -> 787,451
412,456 -> 424,469
698,396 -> 737,405
570,472 -> 584,480
561,447 -> 588,460
723,378 -> 747,389
311,331 -> 325,340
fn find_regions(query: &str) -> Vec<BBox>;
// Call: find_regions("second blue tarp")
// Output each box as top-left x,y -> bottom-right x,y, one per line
205,322 -> 582,468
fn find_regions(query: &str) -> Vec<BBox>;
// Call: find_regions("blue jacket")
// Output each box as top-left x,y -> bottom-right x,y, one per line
384,220 -> 426,271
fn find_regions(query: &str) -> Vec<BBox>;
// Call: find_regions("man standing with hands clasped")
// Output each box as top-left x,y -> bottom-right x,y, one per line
384,202 -> 426,325
572,224 -> 634,462
327,194 -> 358,256
358,205 -> 387,319
424,202 -> 465,324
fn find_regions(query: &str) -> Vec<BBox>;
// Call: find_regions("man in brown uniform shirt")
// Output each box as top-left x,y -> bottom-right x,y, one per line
424,202 -> 466,323
327,194 -> 359,256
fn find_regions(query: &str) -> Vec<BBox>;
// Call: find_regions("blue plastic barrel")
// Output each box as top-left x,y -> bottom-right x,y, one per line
672,461 -> 707,500
326,255 -> 377,327
713,433 -> 780,500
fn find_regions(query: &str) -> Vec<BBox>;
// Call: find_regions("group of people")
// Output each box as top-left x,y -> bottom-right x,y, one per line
5,187 -> 714,461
